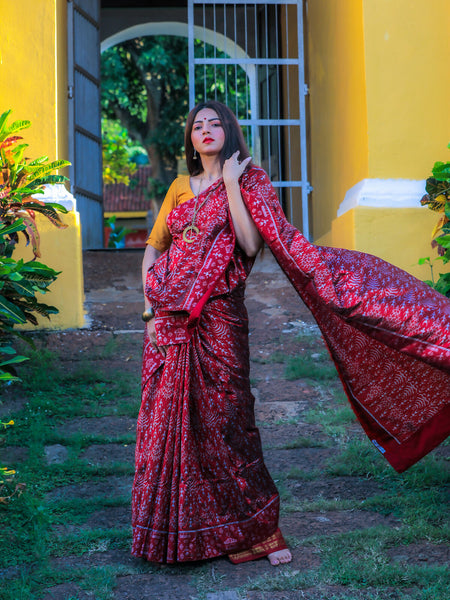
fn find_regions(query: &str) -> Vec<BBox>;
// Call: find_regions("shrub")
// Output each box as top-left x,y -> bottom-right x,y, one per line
0,109 -> 70,381
420,144 -> 450,297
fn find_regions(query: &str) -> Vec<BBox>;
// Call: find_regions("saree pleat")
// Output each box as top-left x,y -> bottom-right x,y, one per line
132,290 -> 279,563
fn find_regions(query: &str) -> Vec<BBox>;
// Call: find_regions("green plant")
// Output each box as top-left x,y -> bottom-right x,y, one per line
0,110 -> 70,258
0,341 -> 28,382
285,352 -> 338,381
104,215 -> 134,248
0,222 -> 60,327
0,110 -> 69,384
146,176 -> 170,202
102,123 -> 137,185
419,144 -> 450,297
0,419 -> 26,505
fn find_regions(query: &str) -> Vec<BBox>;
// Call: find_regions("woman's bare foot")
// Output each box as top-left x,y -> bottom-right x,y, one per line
267,548 -> 292,566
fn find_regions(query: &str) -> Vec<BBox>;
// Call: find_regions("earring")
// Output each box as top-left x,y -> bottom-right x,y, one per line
193,149 -> 197,159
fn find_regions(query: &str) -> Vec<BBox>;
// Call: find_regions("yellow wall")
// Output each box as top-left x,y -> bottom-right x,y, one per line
0,0 -> 68,163
329,207 -> 447,282
0,0 -> 85,329
308,0 -> 450,281
363,0 -> 450,179
15,212 -> 86,330
306,0 -> 369,240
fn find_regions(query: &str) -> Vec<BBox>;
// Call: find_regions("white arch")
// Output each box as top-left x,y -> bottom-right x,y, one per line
101,21 -> 258,142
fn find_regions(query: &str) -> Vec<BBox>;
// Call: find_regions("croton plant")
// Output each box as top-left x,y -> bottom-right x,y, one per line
0,109 -> 70,382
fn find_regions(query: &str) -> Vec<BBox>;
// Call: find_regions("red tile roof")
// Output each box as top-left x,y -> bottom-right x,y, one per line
103,165 -> 153,212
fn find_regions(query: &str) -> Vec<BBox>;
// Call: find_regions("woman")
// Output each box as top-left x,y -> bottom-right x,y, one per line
133,101 -> 450,565
132,101 -> 292,565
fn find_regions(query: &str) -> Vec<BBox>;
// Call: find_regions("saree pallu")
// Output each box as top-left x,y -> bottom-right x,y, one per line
240,167 -> 450,472
132,289 -> 279,563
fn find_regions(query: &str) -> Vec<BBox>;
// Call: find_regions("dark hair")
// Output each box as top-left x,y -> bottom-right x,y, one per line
185,101 -> 252,176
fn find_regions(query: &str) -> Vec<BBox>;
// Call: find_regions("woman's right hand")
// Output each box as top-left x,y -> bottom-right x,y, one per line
147,317 -> 167,358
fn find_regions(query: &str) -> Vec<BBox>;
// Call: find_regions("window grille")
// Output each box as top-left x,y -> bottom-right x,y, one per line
188,0 -> 311,236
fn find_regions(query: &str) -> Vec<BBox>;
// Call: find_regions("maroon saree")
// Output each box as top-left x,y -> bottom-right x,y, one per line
132,167 -> 450,563
132,178 -> 279,563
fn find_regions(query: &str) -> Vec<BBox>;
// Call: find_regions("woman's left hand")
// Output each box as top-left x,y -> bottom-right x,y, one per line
223,151 -> 252,185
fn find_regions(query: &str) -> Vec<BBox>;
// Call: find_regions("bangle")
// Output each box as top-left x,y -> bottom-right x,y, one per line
142,307 -> 155,322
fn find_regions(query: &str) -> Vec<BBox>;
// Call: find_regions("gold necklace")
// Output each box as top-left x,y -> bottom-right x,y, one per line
182,177 -> 205,243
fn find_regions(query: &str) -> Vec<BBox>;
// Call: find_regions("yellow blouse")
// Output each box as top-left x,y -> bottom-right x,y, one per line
146,175 -> 194,252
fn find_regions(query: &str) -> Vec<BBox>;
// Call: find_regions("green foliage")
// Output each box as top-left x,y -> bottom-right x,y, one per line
285,352 -> 338,381
100,35 -> 251,193
147,177 -> 170,202
0,110 -> 68,386
0,110 -> 70,259
104,215 -> 134,249
101,36 -> 189,186
419,143 -> 450,297
102,121 -> 137,185
0,342 -> 28,382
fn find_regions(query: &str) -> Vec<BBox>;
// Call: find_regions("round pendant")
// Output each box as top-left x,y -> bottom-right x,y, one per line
182,225 -> 200,243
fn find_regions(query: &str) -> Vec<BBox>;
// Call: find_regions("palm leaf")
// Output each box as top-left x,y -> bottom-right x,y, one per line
20,214 -> 41,257
424,178 -> 450,202
40,202 -> 69,214
17,296 -> 59,318
0,372 -> 20,381
0,345 -> 17,355
31,175 -> 69,187
36,206 -> 68,228
33,302 -> 59,317
0,186 -> 12,200
28,155 -> 49,166
421,192 -> 448,212
10,185 -> 43,197
19,262 -> 59,281
22,311 -> 38,326
431,215 -> 447,239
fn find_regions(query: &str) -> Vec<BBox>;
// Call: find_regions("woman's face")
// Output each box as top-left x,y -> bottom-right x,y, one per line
191,108 -> 225,158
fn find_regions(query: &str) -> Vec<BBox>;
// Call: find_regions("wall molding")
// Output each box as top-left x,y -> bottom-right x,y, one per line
337,178 -> 426,217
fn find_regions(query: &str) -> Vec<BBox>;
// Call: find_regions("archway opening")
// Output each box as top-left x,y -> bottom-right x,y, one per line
100,24 -> 252,249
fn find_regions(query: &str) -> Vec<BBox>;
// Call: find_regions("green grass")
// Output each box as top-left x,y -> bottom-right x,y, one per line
252,350 -> 288,364
285,352 -> 339,381
281,435 -> 330,449
2,334 -> 449,600
0,341 -> 139,598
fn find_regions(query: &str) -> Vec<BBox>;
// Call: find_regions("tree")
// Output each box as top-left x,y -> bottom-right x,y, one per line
101,36 -> 251,197
101,36 -> 189,191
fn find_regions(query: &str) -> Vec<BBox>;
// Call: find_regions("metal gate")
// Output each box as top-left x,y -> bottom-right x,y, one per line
67,0 -> 103,248
187,0 -> 311,237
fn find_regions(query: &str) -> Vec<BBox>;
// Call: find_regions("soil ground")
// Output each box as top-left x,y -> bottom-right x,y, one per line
2,249 -> 448,600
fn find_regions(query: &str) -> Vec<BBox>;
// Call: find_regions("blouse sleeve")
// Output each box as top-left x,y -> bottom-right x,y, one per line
146,179 -> 179,252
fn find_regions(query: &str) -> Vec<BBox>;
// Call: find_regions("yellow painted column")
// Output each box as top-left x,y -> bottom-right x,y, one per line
16,196 -> 86,330
309,0 -> 450,282
0,0 -> 86,329
306,0 -> 369,242
363,0 -> 450,179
